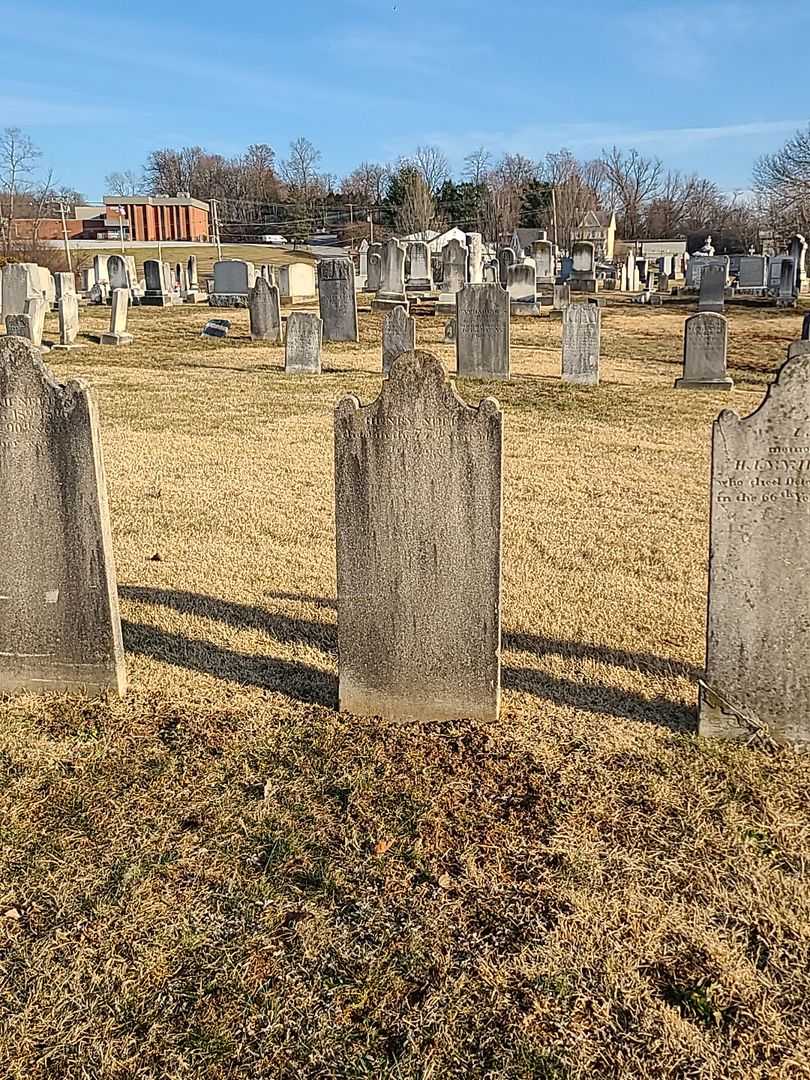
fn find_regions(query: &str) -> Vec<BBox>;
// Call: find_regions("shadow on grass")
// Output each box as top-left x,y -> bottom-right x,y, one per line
504,665 -> 696,734
120,585 -> 336,651
122,619 -> 337,708
504,629 -> 701,681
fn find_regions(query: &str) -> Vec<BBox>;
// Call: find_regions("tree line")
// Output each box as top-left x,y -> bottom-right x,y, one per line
4,122 -> 810,259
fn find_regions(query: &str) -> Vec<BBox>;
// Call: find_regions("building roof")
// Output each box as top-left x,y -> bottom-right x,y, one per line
104,195 -> 210,212
577,209 -> 615,229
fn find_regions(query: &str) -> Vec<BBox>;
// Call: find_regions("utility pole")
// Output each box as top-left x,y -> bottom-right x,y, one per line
367,210 -> 374,245
58,202 -> 73,272
551,185 -> 559,250
210,199 -> 222,260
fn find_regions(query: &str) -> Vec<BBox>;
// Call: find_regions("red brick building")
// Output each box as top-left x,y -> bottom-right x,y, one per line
104,195 -> 210,242
10,205 -> 126,241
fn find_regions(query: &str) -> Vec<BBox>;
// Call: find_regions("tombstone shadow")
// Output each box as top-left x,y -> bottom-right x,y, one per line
121,618 -> 337,708
503,629 -> 701,681
119,585 -> 336,651
503,665 -> 695,733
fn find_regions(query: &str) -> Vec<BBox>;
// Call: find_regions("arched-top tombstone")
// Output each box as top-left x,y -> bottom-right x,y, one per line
701,351 -> 810,746
0,336 -> 126,696
335,350 -> 502,723
382,304 -> 416,375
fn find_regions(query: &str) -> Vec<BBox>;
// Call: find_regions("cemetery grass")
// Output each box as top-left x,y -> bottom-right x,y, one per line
74,244 -> 316,281
1,297 -> 810,1080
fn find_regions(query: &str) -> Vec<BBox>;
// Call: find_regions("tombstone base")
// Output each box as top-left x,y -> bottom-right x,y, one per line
570,277 -> 598,294
674,377 -> 733,391
1,656 -> 127,699
562,373 -> 599,386
183,290 -> 206,304
510,302 -> 540,317
50,342 -> 84,351
99,332 -> 134,346
777,299 -> 798,309
371,296 -> 409,313
698,303 -> 725,314
339,681 -> 499,725
142,292 -> 173,307
210,293 -> 250,308
406,279 -> 432,292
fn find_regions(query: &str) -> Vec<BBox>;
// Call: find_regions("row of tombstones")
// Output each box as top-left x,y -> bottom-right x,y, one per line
2,333 -> 808,747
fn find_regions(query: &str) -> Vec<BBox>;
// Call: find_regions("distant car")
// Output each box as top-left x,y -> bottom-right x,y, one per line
260,234 -> 288,245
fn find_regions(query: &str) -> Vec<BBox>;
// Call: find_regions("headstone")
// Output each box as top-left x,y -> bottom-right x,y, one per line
318,258 -> 358,342
507,264 -> 537,310
531,240 -> 555,284
571,241 -> 597,293
366,252 -> 382,293
0,336 -> 126,696
24,298 -> 48,348
738,255 -> 768,290
164,262 -> 176,295
698,264 -> 726,313
53,293 -> 81,349
248,278 -> 282,342
201,319 -> 230,338
778,260 -> 797,308
284,312 -> 322,374
687,255 -> 729,290
143,259 -> 172,306
456,284 -> 510,380
54,272 -> 75,303
107,255 -> 130,292
467,233 -> 483,284
786,340 -> 810,361
99,288 -> 133,346
497,248 -> 515,286
437,239 -> 469,310
187,254 -> 199,289
553,283 -> 570,310
788,234 -> 807,293
700,352 -> 810,745
561,303 -> 600,385
768,255 -> 793,293
92,254 -> 109,285
80,267 -> 97,295
1,263 -> 39,317
210,259 -> 256,307
358,239 -> 369,277
406,241 -> 433,290
372,239 -> 408,311
4,314 -> 34,342
657,273 -> 670,294
382,305 -> 416,375
675,312 -> 732,390
277,261 -> 316,301
335,349 -> 502,722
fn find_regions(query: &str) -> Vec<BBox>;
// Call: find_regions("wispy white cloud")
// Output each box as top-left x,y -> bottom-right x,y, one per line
386,119 -> 804,166
0,93 -> 134,126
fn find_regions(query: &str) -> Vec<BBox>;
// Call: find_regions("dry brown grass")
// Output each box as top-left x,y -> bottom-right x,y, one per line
1,296 -> 809,1079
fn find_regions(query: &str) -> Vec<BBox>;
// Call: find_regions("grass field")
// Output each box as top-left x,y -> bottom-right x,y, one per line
1,294 -> 809,1079
71,243 -> 317,280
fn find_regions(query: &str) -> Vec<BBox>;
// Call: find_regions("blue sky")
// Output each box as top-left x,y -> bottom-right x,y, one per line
1,0 -> 807,201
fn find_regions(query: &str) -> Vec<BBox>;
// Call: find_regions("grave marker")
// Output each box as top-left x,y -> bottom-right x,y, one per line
335,350 -> 502,722
456,284 -> 510,380
318,258 -> 358,342
0,336 -> 126,696
285,312 -> 322,374
561,303 -> 600,385
700,352 -> 810,745
675,312 -> 732,390
100,288 -> 133,346
382,305 -> 416,375
248,277 -> 282,342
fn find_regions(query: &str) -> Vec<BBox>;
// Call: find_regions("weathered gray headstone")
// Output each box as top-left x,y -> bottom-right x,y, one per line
1,263 -> 39,317
553,283 -> 570,310
788,234 -> 807,293
100,289 -> 133,346
335,349 -> 502,722
571,241 -> 597,293
738,255 -> 768,290
778,259 -> 797,308
248,277 -> 282,342
802,311 -> 810,340
561,303 -> 600,385
497,248 -> 515,286
210,259 -> 256,307
318,258 -> 358,342
188,255 -> 199,289
675,312 -> 732,390
284,312 -> 322,374
467,233 -> 483,284
54,272 -> 75,303
407,241 -> 432,290
201,319 -> 230,339
5,314 -> 34,342
698,264 -> 726,313
786,339 -> 810,361
53,293 -> 81,349
107,255 -> 130,292
456,284 -> 510,380
0,336 -> 126,696
366,252 -> 382,292
373,239 -> 408,311
700,352 -> 810,745
437,239 -> 469,311
507,264 -> 537,308
531,240 -> 555,283
382,305 -> 416,375
23,298 -> 48,348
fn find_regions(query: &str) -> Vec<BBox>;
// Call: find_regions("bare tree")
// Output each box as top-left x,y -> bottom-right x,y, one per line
754,123 -> 810,236
463,147 -> 492,186
282,137 -> 323,203
409,145 -> 450,194
599,146 -> 664,239
342,161 -> 389,206
0,127 -> 41,255
105,169 -> 142,196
